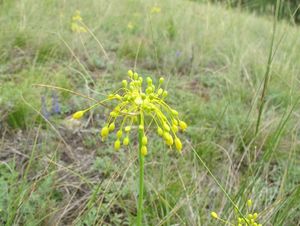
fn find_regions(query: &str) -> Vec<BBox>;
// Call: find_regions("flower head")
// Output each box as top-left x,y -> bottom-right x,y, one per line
211,199 -> 263,226
71,10 -> 87,33
72,70 -> 187,154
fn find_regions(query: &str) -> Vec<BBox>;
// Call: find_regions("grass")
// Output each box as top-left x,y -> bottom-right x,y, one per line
1,0 -> 300,225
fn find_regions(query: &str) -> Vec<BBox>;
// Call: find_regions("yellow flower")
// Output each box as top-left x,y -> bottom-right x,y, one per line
141,146 -> 148,156
72,110 -> 84,119
72,70 -> 187,155
150,6 -> 161,14
211,212 -> 218,219
71,10 -> 87,33
127,22 -> 134,30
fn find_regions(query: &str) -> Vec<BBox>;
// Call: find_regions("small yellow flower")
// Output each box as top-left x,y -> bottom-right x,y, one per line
101,126 -> 109,138
211,199 -> 262,226
127,21 -> 134,30
150,6 -> 161,14
247,199 -> 252,207
71,10 -> 87,33
211,212 -> 218,219
109,122 -> 115,131
114,139 -> 121,151
123,137 -> 129,146
175,137 -> 182,152
141,146 -> 148,156
72,110 -> 84,119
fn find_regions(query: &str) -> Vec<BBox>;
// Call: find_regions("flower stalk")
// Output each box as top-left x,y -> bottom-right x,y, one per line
137,114 -> 145,226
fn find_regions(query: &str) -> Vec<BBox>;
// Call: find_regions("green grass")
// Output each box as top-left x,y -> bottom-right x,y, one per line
1,0 -> 300,225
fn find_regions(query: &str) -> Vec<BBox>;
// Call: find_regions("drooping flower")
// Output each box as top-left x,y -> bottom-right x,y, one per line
72,70 -> 187,155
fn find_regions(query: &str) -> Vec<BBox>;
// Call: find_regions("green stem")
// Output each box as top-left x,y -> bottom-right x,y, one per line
137,115 -> 145,226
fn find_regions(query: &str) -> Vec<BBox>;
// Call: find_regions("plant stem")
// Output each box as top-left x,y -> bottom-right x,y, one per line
137,115 -> 145,226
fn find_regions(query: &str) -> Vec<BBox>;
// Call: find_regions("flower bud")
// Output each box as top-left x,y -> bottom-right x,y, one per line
134,72 -> 139,80
247,199 -> 252,207
141,146 -> 148,156
159,77 -> 164,84
211,212 -> 218,219
101,126 -> 109,137
125,126 -> 131,132
157,88 -> 163,95
157,127 -> 163,136
162,91 -> 168,97
253,213 -> 258,219
128,70 -> 133,78
109,122 -> 115,131
110,111 -> 117,117
114,139 -> 121,151
172,124 -> 178,133
171,109 -> 178,116
122,80 -> 128,88
175,138 -> 182,151
116,130 -> 123,138
72,111 -> 84,119
123,136 -> 129,146
163,122 -> 170,131
179,120 -> 187,131
146,77 -> 152,84
142,136 -> 148,145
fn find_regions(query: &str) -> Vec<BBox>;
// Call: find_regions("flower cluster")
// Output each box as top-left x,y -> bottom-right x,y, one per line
211,199 -> 262,226
71,10 -> 87,33
72,70 -> 187,155
150,6 -> 161,14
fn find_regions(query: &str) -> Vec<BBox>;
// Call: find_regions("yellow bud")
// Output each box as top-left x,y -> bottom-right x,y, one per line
172,119 -> 178,126
101,126 -> 109,137
109,122 -> 115,131
247,199 -> 252,207
157,127 -> 163,136
157,88 -> 163,95
211,212 -> 218,219
110,111 -> 117,117
159,77 -> 164,84
123,137 -> 129,146
162,91 -> 168,97
172,124 -> 178,133
141,146 -> 147,156
142,136 -> 148,145
72,111 -> 84,119
248,214 -> 253,219
163,122 -> 170,131
179,120 -> 187,131
175,137 -> 182,151
139,125 -> 144,130
253,213 -> 258,219
125,126 -> 131,132
171,109 -> 178,116
146,77 -> 152,84
114,139 -> 121,151
116,130 -> 123,138
253,223 -> 258,226
133,72 -> 139,80
165,133 -> 173,146
122,80 -> 128,87
128,70 -> 133,78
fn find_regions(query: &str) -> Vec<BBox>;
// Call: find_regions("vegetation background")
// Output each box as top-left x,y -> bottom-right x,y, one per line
0,0 -> 300,225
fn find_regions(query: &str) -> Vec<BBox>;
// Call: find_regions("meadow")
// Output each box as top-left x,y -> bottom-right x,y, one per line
1,0 -> 300,225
